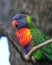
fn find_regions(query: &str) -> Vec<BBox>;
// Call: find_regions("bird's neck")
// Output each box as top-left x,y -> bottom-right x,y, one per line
28,21 -> 36,29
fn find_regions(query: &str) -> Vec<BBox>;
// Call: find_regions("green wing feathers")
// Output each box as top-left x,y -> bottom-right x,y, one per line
26,15 -> 52,60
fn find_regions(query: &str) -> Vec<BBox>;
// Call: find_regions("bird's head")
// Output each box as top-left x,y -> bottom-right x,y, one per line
12,14 -> 30,29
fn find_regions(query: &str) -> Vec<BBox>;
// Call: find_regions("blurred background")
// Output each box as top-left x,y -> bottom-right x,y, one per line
0,0 -> 52,65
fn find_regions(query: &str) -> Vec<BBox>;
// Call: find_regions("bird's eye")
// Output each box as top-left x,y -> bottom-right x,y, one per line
22,22 -> 24,24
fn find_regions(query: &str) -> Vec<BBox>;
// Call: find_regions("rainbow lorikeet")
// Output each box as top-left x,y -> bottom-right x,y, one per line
12,14 -> 52,61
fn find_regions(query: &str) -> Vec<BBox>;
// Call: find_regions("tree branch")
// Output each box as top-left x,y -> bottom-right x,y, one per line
24,38 -> 52,62
28,39 -> 52,56
0,21 -> 25,55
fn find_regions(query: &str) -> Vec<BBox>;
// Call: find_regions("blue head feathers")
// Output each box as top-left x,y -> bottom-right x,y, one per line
12,14 -> 27,29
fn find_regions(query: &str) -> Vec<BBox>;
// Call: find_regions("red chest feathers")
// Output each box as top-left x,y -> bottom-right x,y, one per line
16,28 -> 32,47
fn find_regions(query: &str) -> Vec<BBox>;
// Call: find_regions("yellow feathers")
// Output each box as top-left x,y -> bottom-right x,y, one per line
26,15 -> 31,23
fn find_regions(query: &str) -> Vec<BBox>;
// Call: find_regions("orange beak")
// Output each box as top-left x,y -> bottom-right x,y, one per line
12,20 -> 18,27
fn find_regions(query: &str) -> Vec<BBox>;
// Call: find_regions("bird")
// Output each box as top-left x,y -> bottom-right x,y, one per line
0,29 -> 11,65
12,14 -> 52,62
